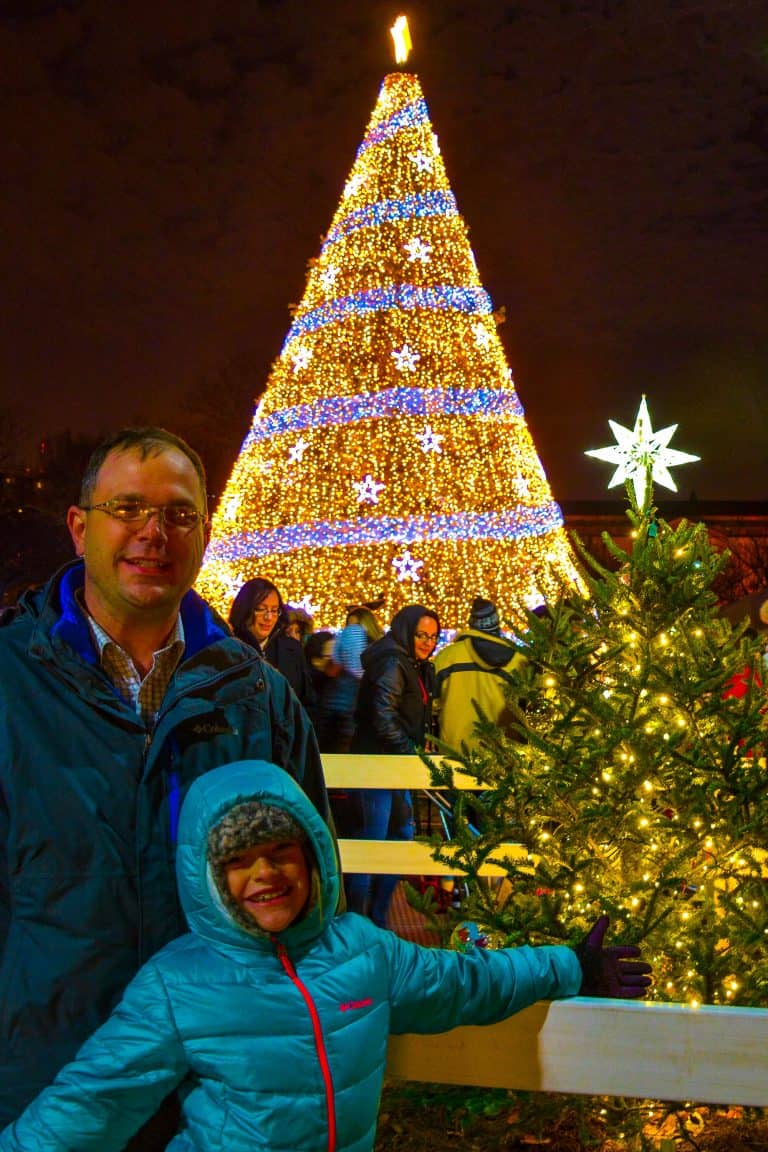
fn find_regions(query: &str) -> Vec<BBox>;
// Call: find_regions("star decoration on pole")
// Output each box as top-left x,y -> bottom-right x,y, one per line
392,343 -> 421,372
416,425 -> 444,454
585,395 -> 700,509
353,474 -> 386,504
392,549 -> 424,582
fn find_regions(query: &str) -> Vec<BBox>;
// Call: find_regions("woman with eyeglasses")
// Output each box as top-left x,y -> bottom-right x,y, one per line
229,578 -> 314,708
346,603 -> 440,928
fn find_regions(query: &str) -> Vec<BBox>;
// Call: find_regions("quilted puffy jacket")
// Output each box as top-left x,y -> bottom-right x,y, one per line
0,563 -> 328,1126
0,759 -> 582,1152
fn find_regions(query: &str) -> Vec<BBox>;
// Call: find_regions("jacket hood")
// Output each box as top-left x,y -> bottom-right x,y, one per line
362,604 -> 439,670
458,628 -> 522,669
176,760 -> 339,958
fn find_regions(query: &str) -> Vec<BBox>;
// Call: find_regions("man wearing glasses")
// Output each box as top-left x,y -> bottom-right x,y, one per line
0,427 -> 329,1148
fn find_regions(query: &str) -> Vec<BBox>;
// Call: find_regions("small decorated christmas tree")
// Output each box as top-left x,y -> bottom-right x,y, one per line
429,400 -> 768,1007
196,20 -> 582,630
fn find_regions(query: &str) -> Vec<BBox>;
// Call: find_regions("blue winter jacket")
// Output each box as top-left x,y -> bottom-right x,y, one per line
0,563 -> 328,1127
0,759 -> 583,1152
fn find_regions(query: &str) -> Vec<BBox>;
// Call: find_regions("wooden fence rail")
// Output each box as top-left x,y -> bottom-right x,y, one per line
322,753 -> 768,1106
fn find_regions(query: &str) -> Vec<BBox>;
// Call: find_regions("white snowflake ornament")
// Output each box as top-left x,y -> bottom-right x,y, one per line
404,237 -> 432,264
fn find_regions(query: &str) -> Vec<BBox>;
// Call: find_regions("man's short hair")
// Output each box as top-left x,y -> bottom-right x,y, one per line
79,427 -> 208,514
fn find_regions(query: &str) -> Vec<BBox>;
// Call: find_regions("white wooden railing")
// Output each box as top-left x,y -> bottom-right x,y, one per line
323,754 -> 768,1106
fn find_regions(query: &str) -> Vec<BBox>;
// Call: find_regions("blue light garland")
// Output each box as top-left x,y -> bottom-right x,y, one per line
356,96 -> 430,156
207,504 -> 564,562
283,282 -> 490,349
241,387 -> 525,450
322,191 -> 458,249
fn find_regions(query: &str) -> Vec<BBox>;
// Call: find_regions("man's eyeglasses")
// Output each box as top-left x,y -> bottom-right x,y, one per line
81,499 -> 206,531
414,631 -> 438,644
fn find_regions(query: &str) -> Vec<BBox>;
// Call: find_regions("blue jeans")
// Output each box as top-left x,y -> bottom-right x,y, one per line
344,789 -> 415,928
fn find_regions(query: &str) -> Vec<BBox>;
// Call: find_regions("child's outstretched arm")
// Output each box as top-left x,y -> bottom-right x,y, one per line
385,916 -> 651,1035
0,961 -> 188,1151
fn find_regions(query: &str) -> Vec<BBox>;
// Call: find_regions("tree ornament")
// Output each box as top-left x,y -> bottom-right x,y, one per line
585,395 -> 700,510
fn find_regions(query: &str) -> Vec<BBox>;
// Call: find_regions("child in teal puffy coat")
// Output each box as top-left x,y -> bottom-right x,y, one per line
0,760 -> 651,1152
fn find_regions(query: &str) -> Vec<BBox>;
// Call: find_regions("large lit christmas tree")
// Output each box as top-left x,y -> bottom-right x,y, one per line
426,400 -> 768,1008
196,22 -> 583,630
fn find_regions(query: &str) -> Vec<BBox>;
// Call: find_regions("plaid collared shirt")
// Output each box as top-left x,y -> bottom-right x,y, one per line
84,606 -> 185,727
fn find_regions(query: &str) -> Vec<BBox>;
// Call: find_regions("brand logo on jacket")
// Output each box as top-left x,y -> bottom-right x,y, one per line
339,998 -> 374,1012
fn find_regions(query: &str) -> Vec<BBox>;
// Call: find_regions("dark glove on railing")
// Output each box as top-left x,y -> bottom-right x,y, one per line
574,914 -> 652,999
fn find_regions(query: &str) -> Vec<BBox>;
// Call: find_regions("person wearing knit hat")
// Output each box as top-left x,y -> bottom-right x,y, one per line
434,597 -> 525,754
468,596 -> 501,635
207,800 -> 311,935
0,759 -> 651,1152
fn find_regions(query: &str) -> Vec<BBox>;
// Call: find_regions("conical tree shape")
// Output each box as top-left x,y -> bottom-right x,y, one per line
197,71 -> 584,630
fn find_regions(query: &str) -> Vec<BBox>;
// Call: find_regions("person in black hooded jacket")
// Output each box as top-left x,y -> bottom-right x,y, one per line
347,603 -> 440,926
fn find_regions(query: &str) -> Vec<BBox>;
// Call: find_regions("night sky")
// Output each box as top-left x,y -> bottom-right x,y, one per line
1,0 -> 766,501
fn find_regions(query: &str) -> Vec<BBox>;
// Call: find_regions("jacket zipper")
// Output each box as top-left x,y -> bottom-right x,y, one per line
275,940 -> 336,1152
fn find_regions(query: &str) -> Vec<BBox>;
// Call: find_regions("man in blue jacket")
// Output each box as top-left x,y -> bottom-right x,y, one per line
0,428 -> 329,1147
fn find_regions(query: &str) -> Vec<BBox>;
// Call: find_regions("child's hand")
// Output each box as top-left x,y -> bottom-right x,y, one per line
574,914 -> 652,999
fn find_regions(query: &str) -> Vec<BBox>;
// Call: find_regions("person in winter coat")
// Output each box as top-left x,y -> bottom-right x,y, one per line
0,759 -> 652,1152
0,428 -> 329,1146
229,577 -> 315,708
434,596 -> 527,752
347,604 -> 440,926
325,606 -> 385,753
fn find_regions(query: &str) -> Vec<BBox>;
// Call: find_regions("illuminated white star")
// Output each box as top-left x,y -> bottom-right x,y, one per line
290,595 -> 319,618
353,474 -> 385,504
410,149 -> 434,174
344,171 -> 365,198
320,264 -> 339,291
392,549 -> 424,582
416,426 -> 444,454
290,346 -> 313,373
288,437 -> 309,465
219,573 -> 244,607
222,493 -> 240,519
472,321 -> 492,350
403,236 -> 432,264
585,395 -> 700,508
511,475 -> 530,498
392,343 -> 421,372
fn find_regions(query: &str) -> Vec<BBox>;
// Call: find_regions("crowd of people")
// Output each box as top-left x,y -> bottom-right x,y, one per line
0,426 -> 652,1152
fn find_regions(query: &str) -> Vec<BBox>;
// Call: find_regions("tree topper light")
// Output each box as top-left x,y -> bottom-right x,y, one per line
585,396 -> 700,508
390,15 -> 412,65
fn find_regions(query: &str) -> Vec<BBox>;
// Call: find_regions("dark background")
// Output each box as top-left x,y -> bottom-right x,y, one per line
0,0 -> 766,504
